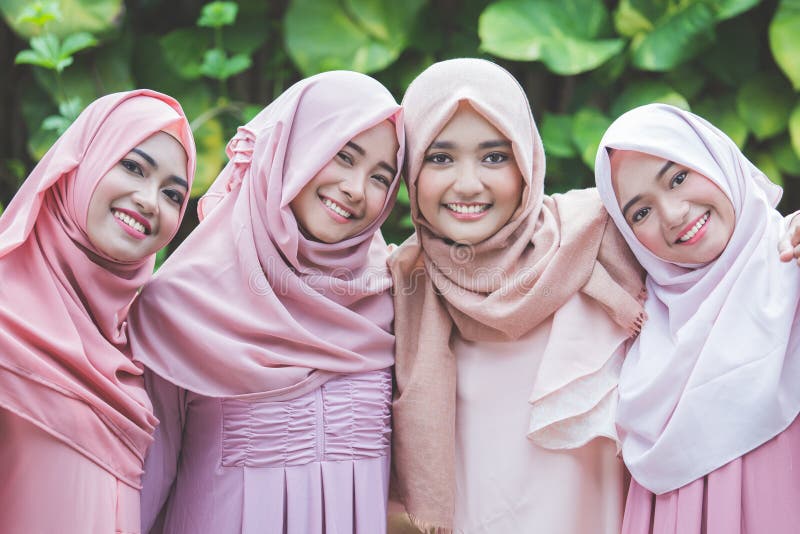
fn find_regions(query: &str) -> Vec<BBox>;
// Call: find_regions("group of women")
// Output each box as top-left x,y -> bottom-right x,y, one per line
1,57 -> 799,534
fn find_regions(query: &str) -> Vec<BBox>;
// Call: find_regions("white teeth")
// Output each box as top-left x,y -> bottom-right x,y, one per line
446,203 -> 490,214
677,212 -> 709,243
323,198 -> 352,218
113,210 -> 146,234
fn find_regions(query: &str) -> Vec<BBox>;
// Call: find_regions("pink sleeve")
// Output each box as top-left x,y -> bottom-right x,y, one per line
141,368 -> 187,532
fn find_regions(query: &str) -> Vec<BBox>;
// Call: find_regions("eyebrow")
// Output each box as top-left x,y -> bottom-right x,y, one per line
346,141 -> 365,156
619,160 -> 676,219
168,176 -> 189,190
131,148 -> 188,190
131,148 -> 157,168
479,139 -> 511,149
379,161 -> 397,176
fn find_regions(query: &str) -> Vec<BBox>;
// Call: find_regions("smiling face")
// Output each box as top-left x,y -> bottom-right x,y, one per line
416,103 -> 524,245
289,119 -> 398,244
86,131 -> 189,263
610,149 -> 735,264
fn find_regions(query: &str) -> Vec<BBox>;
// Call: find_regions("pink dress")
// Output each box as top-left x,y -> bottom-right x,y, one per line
141,368 -> 392,534
0,409 -> 141,534
622,414 -> 800,534
452,292 -> 629,534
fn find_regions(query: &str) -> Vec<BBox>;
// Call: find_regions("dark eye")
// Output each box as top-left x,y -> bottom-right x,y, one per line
121,159 -> 143,176
371,174 -> 391,188
424,153 -> 451,165
162,188 -> 185,206
670,171 -> 687,188
337,151 -> 354,165
631,207 -> 650,223
483,152 -> 508,164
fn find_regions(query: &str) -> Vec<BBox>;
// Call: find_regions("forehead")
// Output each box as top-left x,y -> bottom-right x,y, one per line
434,103 -> 506,143
609,149 -> 667,195
348,119 -> 397,150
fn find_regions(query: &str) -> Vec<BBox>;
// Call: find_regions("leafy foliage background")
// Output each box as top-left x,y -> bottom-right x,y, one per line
1,0 -> 799,250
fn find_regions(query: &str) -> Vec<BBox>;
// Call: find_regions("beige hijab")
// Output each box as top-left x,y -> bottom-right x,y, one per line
389,58 -> 645,531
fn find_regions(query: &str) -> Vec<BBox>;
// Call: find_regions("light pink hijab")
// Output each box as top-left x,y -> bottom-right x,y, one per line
595,103 -> 800,494
0,90 -> 195,487
128,71 -> 404,398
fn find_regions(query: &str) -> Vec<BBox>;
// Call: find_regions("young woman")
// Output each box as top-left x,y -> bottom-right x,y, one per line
0,90 -> 195,533
389,58 -> 646,534
127,71 -> 404,534
595,103 -> 800,534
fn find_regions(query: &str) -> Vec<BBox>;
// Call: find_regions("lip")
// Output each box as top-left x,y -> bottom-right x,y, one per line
319,195 -> 356,224
675,211 -> 710,245
112,207 -> 151,240
443,202 -> 491,221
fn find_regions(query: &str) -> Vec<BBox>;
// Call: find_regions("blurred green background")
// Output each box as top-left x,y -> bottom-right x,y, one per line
2,0 -> 800,251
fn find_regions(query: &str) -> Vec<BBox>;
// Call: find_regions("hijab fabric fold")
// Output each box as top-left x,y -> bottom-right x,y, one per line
128,71 -> 404,399
0,90 -> 195,487
595,103 -> 800,494
389,58 -> 645,531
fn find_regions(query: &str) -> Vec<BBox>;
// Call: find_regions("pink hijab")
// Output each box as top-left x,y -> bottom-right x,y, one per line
595,103 -> 800,494
389,58 -> 645,531
128,71 -> 404,398
0,90 -> 195,487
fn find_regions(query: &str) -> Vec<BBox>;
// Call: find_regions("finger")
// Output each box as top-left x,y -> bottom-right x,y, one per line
778,238 -> 792,261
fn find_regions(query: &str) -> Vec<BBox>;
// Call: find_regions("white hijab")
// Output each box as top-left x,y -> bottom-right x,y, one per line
595,103 -> 800,494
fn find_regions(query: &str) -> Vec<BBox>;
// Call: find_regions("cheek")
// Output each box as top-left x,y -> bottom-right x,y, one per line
158,207 -> 182,241
416,172 -> 439,211
632,224 -> 664,254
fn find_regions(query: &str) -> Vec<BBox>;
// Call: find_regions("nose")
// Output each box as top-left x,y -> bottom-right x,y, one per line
338,172 -> 366,203
661,197 -> 689,230
132,183 -> 159,215
451,162 -> 483,197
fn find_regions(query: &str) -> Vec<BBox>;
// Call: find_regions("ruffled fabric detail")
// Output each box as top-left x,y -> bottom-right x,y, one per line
528,349 -> 623,450
220,370 -> 391,467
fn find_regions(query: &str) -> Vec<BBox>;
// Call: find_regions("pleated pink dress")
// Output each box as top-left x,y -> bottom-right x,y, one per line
128,72 -> 405,534
622,415 -> 800,534
142,369 -> 392,534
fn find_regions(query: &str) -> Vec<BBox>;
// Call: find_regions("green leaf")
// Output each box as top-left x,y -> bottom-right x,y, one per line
710,0 -> 761,20
571,107 -> 612,169
613,0 -> 654,38
29,34 -> 61,66
224,53 -> 252,78
752,151 -> 783,187
770,0 -> 800,90
1,0 -> 123,39
41,114 -> 72,134
662,64 -> 707,99
198,1 -> 238,28
610,80 -> 689,118
199,48 -> 228,79
16,1 -> 60,27
192,117 -> 226,197
700,16 -> 759,86
54,57 -> 73,73
771,137 -> 800,175
736,74 -> 795,141
631,2 -> 716,71
478,0 -> 625,75
540,114 -> 576,158
694,95 -> 749,148
160,28 -> 208,80
132,36 -> 214,119
60,31 -> 97,57
14,49 -> 52,68
788,104 -> 800,162
284,0 -> 426,75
